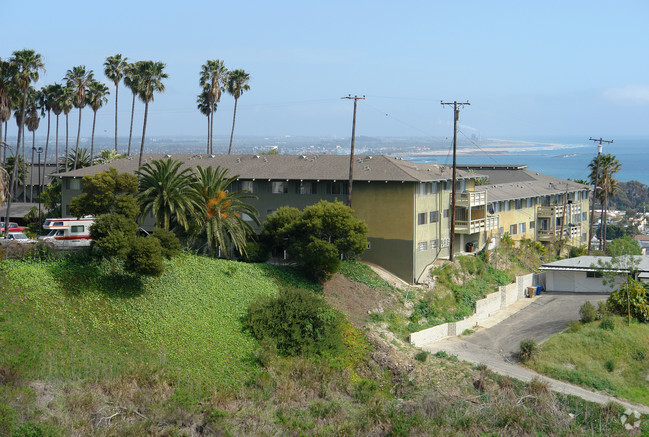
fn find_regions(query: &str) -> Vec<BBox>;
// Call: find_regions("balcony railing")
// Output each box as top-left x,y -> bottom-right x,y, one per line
454,191 -> 487,208
456,215 -> 499,234
537,225 -> 581,241
537,203 -> 581,218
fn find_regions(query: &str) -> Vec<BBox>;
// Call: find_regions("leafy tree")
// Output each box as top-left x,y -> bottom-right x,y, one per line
69,167 -> 139,219
39,179 -> 61,216
259,206 -> 301,255
89,212 -> 137,259
85,79 -> 109,160
191,165 -> 259,257
125,236 -> 164,276
607,279 -> 649,323
151,228 -> 181,259
3,155 -> 26,186
243,287 -> 345,357
104,54 -> 128,153
225,69 -> 250,154
136,158 -> 198,231
133,61 -> 167,166
607,235 -> 642,257
64,65 -> 94,170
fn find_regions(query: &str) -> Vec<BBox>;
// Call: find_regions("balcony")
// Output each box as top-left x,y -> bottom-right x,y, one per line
454,191 -> 487,208
456,215 -> 499,234
537,203 -> 581,219
537,225 -> 581,242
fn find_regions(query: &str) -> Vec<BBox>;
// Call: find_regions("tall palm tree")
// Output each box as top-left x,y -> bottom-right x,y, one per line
0,59 -> 15,164
104,54 -> 128,153
122,62 -> 138,157
64,65 -> 94,170
196,89 -> 215,153
64,148 -> 92,170
4,50 -> 44,237
60,85 -> 74,172
589,153 -> 621,253
25,88 -> 42,201
136,158 -> 199,231
199,59 -> 227,154
225,69 -> 250,155
85,80 -> 110,161
40,84 -> 55,190
134,61 -> 167,167
48,83 -> 64,173
191,165 -> 259,257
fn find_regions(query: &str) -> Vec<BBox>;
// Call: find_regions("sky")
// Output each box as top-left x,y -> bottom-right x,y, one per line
2,0 -> 649,141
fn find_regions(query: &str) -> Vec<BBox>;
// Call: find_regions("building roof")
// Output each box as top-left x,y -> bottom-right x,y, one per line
540,255 -> 649,273
54,154 -> 480,183
458,165 -> 591,202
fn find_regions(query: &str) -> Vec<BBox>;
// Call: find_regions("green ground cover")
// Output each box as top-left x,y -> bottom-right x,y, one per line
0,254 -> 316,392
529,314 -> 649,406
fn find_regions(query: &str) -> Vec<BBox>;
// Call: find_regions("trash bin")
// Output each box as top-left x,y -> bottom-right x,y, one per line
535,285 -> 543,295
466,242 -> 474,253
527,286 -> 536,298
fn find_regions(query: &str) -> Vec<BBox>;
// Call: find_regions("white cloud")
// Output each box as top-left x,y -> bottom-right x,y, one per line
603,85 -> 649,104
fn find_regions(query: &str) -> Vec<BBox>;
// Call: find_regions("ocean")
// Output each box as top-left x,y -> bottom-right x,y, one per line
403,136 -> 649,186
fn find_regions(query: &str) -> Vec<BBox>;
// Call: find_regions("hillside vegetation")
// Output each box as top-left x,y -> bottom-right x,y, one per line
0,255 -> 639,435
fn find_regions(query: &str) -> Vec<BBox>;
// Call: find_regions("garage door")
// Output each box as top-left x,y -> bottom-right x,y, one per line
551,271 -> 574,292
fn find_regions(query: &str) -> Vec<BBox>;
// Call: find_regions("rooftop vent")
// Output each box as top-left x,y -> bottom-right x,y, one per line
165,154 -> 172,158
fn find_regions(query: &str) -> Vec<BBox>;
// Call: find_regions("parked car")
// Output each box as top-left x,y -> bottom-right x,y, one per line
3,232 -> 31,242
0,222 -> 27,233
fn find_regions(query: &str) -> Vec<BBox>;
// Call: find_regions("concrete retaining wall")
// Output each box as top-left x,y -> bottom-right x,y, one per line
410,273 -> 535,346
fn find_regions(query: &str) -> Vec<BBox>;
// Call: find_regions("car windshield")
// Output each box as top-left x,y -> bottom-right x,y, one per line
8,233 -> 28,240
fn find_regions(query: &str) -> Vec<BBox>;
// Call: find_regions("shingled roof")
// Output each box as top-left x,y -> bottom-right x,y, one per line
457,164 -> 591,201
55,154 -> 480,183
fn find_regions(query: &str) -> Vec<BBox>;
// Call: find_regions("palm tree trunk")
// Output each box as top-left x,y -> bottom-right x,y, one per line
128,92 -> 135,156
4,91 -> 27,238
43,109 -> 51,194
22,128 -> 26,202
603,193 -> 608,253
74,107 -> 82,170
0,120 -> 3,164
206,114 -> 210,154
90,110 -> 97,163
210,110 -> 214,154
65,114 -> 69,172
55,114 -> 59,173
30,131 -> 35,202
228,98 -> 238,155
139,100 -> 149,167
114,83 -> 119,152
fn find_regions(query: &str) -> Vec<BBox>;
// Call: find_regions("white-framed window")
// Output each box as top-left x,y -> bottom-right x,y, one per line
418,212 -> 427,225
271,181 -> 289,194
519,222 -> 526,234
529,221 -> 535,230
430,182 -> 439,194
71,225 -> 84,233
417,241 -> 428,251
526,198 -> 532,208
510,224 -> 517,235
494,202 -> 501,213
241,180 -> 255,193
430,211 -> 439,223
504,201 -> 511,211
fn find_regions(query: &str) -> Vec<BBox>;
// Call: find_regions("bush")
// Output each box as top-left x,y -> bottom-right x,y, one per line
599,318 -> 614,331
299,238 -> 341,283
579,301 -> 597,323
125,236 -> 164,276
414,351 -> 429,362
242,287 -> 345,357
604,360 -> 615,372
151,228 -> 181,259
239,240 -> 270,263
519,339 -> 537,363
89,213 -> 137,259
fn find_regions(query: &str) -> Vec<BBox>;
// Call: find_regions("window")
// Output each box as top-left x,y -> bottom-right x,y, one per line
65,179 -> 81,190
326,181 -> 348,195
573,213 -> 580,224
443,209 -> 449,218
241,180 -> 255,193
418,183 -> 427,196
441,238 -> 450,248
494,202 -> 501,213
70,225 -> 84,233
430,182 -> 439,194
586,271 -> 603,278
429,211 -> 439,223
509,224 -> 517,235
504,201 -> 511,211
456,180 -> 466,192
444,181 -> 451,190
271,181 -> 289,193
582,233 -> 588,242
418,213 -> 427,225
296,182 -> 317,194
430,239 -> 438,249
266,209 -> 276,215
582,212 -> 587,221
526,198 -> 532,208
529,221 -> 535,230
515,199 -> 522,210
417,241 -> 428,251
519,222 -> 526,234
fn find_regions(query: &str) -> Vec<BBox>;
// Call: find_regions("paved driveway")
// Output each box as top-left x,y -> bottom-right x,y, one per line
464,293 -> 606,359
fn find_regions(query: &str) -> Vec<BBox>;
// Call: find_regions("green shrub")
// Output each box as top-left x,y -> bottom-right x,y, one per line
604,360 -> 615,372
239,240 -> 270,263
434,350 -> 448,359
89,213 -> 137,259
242,287 -> 345,357
298,238 -> 341,283
414,351 -> 429,362
632,349 -> 647,361
151,228 -> 181,259
579,301 -> 597,323
0,403 -> 15,437
125,236 -> 164,276
599,318 -> 614,331
519,339 -> 537,363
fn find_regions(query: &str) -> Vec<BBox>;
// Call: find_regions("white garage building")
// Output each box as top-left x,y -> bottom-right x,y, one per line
540,255 -> 649,293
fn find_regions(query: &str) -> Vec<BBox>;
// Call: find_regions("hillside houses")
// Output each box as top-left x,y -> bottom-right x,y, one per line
56,154 -> 591,283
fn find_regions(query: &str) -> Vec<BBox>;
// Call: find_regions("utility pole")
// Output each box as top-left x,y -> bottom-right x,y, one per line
441,100 -> 470,261
342,95 -> 364,207
587,137 -> 613,255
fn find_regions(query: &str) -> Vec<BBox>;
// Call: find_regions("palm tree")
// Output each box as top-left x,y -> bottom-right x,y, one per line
134,61 -> 167,166
40,84 -> 56,190
104,54 -> 128,153
60,85 -> 74,172
96,149 -> 124,164
48,83 -> 64,173
122,62 -> 138,157
589,153 -> 621,253
64,148 -> 92,170
4,49 -> 44,237
25,88 -> 42,201
64,65 -> 94,170
199,59 -> 227,154
191,165 -> 259,257
0,59 -> 15,164
85,80 -> 110,161
196,89 -> 215,153
136,158 -> 199,231
225,69 -> 250,155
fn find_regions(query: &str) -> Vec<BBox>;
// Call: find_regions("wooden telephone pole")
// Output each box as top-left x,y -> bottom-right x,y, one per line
342,95 -> 364,207
587,137 -> 613,255
441,100 -> 470,261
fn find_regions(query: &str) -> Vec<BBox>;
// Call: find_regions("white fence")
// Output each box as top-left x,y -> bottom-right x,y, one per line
409,273 -> 535,346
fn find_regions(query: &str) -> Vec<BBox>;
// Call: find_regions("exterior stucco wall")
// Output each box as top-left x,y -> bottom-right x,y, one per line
545,270 -> 623,293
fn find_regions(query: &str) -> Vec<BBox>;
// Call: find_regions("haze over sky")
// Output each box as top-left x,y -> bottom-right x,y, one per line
3,1 -> 649,141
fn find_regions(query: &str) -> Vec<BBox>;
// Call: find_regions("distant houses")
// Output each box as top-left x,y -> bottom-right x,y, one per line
55,154 -> 591,284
